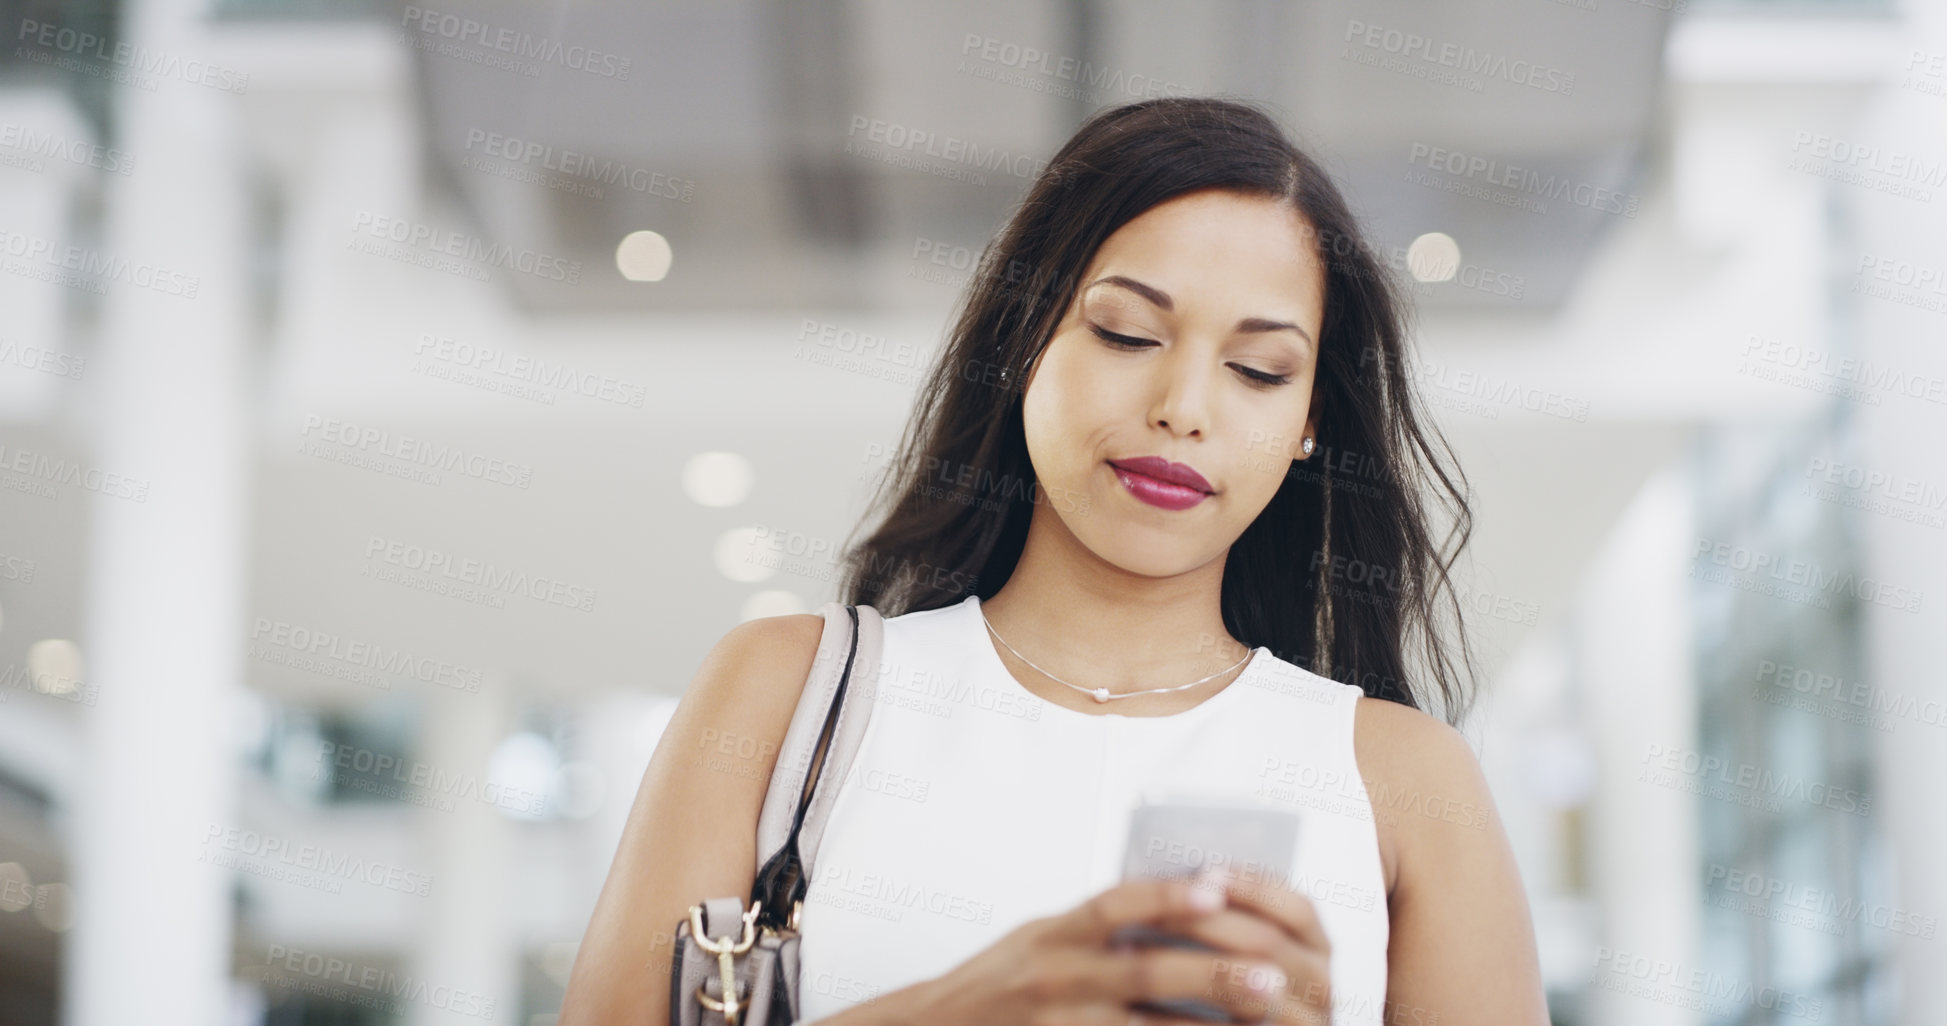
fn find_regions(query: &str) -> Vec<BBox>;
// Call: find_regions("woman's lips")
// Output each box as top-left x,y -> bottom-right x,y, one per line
1108,461 -> 1211,510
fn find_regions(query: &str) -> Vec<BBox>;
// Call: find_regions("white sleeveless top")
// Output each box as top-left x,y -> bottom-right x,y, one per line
795,594 -> 1391,1025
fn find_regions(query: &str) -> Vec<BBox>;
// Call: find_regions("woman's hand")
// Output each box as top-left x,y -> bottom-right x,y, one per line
826,872 -> 1316,1026
1156,866 -> 1336,1025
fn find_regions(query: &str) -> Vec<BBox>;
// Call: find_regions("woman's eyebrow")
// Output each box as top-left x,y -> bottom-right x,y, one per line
1088,274 -> 1314,347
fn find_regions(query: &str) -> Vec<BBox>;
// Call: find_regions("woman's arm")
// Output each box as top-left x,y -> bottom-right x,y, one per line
1354,697 -> 1550,1026
556,613 -> 827,1026
556,610 -> 1269,1026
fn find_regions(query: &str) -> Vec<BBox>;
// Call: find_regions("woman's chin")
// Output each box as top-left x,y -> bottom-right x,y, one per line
1080,533 -> 1216,579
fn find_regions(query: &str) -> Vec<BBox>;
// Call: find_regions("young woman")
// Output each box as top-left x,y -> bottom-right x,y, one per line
561,97 -> 1548,1026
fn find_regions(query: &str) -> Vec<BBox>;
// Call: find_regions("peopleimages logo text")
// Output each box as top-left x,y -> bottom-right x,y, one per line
15,18 -> 249,93
0,122 -> 135,175
846,116 -> 1050,180
0,228 -> 200,298
348,210 -> 580,284
1343,20 -> 1574,94
1692,536 -> 1923,613
400,5 -> 630,79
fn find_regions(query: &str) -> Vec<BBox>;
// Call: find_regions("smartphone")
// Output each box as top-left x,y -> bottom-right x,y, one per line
1113,799 -> 1301,1023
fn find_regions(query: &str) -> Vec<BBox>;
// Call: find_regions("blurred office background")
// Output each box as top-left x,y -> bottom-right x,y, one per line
1,0 -> 1943,1023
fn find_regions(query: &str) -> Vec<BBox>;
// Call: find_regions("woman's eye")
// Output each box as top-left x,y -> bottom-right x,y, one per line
1234,366 -> 1293,387
1090,324 -> 1156,350
1091,324 -> 1292,388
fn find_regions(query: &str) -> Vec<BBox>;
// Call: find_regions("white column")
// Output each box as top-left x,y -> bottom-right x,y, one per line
63,0 -> 251,1023
1578,468 -> 1701,1026
408,684 -> 522,1026
1852,4 -> 1947,1020
0,88 -> 90,420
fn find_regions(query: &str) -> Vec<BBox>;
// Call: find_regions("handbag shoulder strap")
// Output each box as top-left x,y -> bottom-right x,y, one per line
749,601 -> 883,926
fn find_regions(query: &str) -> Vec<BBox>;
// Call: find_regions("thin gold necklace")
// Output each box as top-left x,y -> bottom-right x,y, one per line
980,607 -> 1256,704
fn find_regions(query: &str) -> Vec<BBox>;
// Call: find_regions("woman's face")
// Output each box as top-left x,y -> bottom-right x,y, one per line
1020,188 -> 1326,577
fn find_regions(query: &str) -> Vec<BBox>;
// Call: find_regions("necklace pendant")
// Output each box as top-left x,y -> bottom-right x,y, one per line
1091,687 -> 1111,703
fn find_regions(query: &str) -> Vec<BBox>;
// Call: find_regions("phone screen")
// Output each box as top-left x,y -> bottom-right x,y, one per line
1114,800 -> 1302,1023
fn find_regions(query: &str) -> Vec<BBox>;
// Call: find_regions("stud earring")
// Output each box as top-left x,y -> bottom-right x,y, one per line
1301,436 -> 1315,456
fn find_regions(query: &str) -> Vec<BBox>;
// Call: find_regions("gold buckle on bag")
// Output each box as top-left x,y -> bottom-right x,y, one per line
690,901 -> 762,1025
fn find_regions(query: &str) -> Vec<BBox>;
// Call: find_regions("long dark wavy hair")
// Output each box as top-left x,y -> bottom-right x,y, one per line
836,96 -> 1477,725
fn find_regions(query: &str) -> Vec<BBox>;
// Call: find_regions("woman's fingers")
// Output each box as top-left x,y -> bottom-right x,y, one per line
1139,875 -> 1337,1023
1051,945 -> 1314,1020
1214,868 -> 1333,955
1149,907 -> 1320,994
1153,905 -> 1296,957
1042,876 -> 1221,946
1127,945 -> 1313,1021
1014,943 -> 1296,1019
1072,1003 -> 1264,1026
1030,873 -> 1337,1023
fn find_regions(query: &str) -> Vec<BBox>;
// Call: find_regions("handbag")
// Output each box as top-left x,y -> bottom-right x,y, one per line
670,601 -> 885,1026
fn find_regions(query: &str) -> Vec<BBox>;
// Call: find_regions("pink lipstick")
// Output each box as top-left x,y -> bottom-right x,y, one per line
1107,456 -> 1214,511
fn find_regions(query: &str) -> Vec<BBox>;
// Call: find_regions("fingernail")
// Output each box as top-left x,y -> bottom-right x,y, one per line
1248,966 -> 1287,995
1186,877 -> 1223,911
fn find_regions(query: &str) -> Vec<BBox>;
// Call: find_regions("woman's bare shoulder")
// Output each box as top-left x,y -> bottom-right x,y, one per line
555,612 -> 831,1026
712,612 -> 828,680
1350,696 -> 1495,899
1349,696 -> 1546,1021
690,612 -> 828,717
663,613 -> 830,769
1350,695 -> 1474,772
